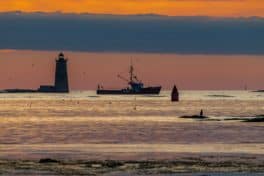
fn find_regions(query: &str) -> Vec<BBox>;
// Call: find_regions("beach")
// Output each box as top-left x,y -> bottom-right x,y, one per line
0,91 -> 264,175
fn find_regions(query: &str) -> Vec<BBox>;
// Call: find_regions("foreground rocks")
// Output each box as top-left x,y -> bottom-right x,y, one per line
1,157 -> 264,176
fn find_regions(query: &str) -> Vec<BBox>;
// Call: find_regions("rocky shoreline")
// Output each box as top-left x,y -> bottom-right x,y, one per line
1,157 -> 264,176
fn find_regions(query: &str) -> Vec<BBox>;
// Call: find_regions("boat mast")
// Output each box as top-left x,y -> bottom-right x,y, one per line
129,62 -> 134,83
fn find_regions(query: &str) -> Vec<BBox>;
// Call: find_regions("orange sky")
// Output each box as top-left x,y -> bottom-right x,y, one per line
0,0 -> 264,17
0,50 -> 264,90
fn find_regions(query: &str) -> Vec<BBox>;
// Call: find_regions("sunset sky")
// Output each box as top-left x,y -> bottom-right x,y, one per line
0,1 -> 264,90
0,0 -> 264,17
0,50 -> 264,90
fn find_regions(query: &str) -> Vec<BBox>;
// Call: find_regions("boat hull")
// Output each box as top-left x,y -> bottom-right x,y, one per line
97,86 -> 161,95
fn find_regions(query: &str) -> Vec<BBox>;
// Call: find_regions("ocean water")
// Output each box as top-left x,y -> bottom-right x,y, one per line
0,90 -> 264,160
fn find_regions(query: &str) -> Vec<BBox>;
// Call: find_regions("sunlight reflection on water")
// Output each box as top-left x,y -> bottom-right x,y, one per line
0,91 -> 264,159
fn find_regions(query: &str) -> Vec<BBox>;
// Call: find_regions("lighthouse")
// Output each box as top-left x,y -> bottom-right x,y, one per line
2,52 -> 70,93
38,53 -> 69,93
54,53 -> 69,92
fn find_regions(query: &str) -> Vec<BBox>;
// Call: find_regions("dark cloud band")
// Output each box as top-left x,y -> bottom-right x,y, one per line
0,12 -> 264,54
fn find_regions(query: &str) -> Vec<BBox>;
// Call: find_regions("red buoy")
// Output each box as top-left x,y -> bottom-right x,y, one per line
171,85 -> 179,102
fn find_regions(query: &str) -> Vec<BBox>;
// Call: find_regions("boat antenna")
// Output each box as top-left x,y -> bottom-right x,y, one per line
129,59 -> 134,82
117,74 -> 129,83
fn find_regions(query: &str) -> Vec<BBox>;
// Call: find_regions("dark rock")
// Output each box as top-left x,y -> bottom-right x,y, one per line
102,160 -> 123,168
180,115 -> 209,119
253,90 -> 264,92
244,117 -> 264,122
39,158 -> 59,164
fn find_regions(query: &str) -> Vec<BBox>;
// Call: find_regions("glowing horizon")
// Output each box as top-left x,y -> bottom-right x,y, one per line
0,0 -> 264,17
0,50 -> 264,90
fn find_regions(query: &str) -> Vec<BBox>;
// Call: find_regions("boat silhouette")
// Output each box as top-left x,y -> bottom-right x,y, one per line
97,64 -> 161,95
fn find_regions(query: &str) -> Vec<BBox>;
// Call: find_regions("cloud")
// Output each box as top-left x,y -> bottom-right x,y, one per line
0,12 -> 264,54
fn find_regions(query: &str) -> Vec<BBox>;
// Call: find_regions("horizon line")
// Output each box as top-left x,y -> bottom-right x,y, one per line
1,49 -> 264,56
1,11 -> 264,19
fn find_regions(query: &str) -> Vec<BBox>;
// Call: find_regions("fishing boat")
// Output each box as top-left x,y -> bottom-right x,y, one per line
97,64 -> 161,95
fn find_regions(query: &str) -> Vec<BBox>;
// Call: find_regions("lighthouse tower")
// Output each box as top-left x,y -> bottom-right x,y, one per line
38,53 -> 69,93
54,53 -> 69,92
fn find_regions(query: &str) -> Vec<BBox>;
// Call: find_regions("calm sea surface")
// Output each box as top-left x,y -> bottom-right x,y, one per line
0,90 -> 264,160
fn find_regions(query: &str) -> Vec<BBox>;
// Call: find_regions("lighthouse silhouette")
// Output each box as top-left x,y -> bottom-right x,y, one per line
1,52 -> 69,93
54,53 -> 69,92
38,52 -> 69,93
